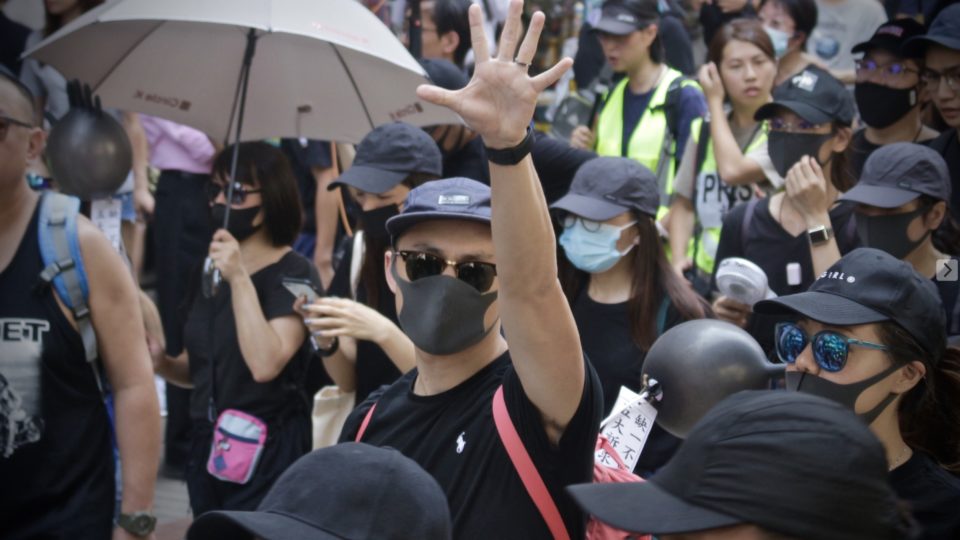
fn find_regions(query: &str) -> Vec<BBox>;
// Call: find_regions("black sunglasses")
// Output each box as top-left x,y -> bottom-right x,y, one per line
395,250 -> 498,293
205,181 -> 262,205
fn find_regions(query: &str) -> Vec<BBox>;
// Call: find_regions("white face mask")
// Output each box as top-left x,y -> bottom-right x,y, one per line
764,26 -> 792,59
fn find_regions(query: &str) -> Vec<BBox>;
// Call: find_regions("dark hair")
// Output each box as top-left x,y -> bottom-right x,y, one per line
430,0 -> 472,68
360,172 -> 439,307
877,321 -> 960,472
827,123 -> 855,192
759,0 -> 818,47
919,195 -> 960,255
45,0 -> 103,36
648,24 -> 664,64
211,142 -> 302,247
0,69 -> 37,124
559,213 -> 712,349
708,18 -> 776,66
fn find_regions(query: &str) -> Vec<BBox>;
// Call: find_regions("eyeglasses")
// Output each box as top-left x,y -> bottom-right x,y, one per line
768,117 -> 826,133
395,250 -> 498,293
855,59 -> 918,82
775,322 -> 889,372
205,181 -> 262,206
0,114 -> 34,142
561,214 -> 605,232
920,67 -> 960,92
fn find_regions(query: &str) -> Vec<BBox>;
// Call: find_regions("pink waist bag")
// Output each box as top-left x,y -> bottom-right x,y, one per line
207,409 -> 268,484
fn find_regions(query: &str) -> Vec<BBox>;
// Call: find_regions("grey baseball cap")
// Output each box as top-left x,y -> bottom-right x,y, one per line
329,122 -> 442,194
386,177 -> 491,241
591,0 -> 659,36
903,3 -> 960,56
551,156 -> 659,220
841,142 -> 951,208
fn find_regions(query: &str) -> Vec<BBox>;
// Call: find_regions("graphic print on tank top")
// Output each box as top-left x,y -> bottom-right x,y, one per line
0,319 -> 49,457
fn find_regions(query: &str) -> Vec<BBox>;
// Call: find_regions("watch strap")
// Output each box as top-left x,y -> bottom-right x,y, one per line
483,128 -> 534,166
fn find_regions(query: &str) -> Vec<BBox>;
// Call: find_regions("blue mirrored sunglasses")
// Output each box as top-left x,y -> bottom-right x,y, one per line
774,322 -> 889,372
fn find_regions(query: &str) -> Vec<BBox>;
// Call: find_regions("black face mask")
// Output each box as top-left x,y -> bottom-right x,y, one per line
361,204 -> 400,244
768,131 -> 835,178
856,206 -> 931,259
210,203 -> 262,241
786,364 -> 902,424
855,82 -> 917,129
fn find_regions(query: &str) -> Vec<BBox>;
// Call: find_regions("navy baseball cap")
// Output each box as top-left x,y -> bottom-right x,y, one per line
551,157 -> 659,220
568,390 -> 909,538
591,0 -> 659,36
186,443 -> 452,540
420,58 -> 468,91
841,142 -> 951,208
328,122 -> 442,194
903,3 -> 960,56
852,18 -> 926,57
386,177 -> 491,241
755,248 -> 947,360
755,66 -> 855,126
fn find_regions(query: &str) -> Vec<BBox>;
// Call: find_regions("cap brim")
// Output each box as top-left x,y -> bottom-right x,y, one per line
839,184 -> 919,208
754,290 -> 890,326
591,18 -> 638,36
187,510 -> 339,540
550,193 -> 630,221
902,35 -> 960,56
567,482 -> 742,535
755,101 -> 831,124
327,165 -> 408,194
386,212 -> 491,239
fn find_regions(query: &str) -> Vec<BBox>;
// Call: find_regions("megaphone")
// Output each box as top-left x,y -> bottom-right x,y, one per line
640,319 -> 784,438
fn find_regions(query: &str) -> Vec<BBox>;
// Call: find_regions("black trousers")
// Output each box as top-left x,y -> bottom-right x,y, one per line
153,170 -> 212,467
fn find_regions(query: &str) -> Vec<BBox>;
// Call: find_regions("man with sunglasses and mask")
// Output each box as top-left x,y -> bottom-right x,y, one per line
337,2 -> 602,538
756,248 -> 960,539
847,18 -> 940,181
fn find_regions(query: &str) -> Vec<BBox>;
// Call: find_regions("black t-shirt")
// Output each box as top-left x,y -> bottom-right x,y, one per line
572,291 -> 684,477
711,198 -> 860,353
847,129 -> 938,182
280,138 -> 333,234
444,137 -> 490,184
935,256 -> 960,338
531,131 -> 597,205
327,237 -> 403,403
889,451 -> 960,540
0,12 -> 30,75
184,250 -> 319,422
928,129 -> 960,218
341,353 -> 603,540
0,202 -> 114,539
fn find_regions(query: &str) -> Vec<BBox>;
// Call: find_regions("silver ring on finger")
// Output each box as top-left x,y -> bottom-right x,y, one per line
513,58 -> 530,70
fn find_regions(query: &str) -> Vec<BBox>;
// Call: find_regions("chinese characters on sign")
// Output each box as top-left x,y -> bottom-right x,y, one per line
595,386 -> 658,471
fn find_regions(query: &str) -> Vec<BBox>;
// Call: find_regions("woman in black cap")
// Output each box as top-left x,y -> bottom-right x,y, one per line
755,247 -> 960,539
840,142 -> 960,339
550,156 -> 711,476
710,65 -> 857,354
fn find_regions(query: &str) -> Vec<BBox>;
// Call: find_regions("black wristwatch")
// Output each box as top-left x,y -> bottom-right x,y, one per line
484,128 -> 535,166
117,511 -> 157,537
317,336 -> 340,357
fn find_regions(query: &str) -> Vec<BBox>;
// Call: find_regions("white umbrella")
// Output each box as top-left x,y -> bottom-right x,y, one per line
24,0 -> 461,144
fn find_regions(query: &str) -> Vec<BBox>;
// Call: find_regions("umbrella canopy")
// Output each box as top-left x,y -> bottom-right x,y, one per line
24,0 -> 461,144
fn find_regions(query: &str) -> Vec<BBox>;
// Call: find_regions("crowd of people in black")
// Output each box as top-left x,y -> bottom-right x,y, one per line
2,0 -> 960,539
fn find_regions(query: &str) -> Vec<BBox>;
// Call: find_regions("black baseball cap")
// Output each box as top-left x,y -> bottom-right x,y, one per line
841,142 -> 951,208
591,0 -> 659,36
755,248 -> 947,360
186,443 -> 452,540
903,3 -> 960,56
755,66 -> 855,126
420,58 -> 468,91
550,156 -> 659,220
386,177 -> 491,241
328,122 -> 442,194
852,18 -> 926,58
568,390 -> 908,539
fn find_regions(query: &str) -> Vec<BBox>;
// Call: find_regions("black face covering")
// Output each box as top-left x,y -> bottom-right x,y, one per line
210,203 -> 262,241
786,363 -> 902,424
856,206 -> 931,259
854,82 -> 917,129
768,131 -> 835,178
391,263 -> 498,355
361,204 -> 400,244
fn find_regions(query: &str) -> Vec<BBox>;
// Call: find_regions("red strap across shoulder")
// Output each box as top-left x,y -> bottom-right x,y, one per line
492,386 -> 571,540
355,403 -> 377,442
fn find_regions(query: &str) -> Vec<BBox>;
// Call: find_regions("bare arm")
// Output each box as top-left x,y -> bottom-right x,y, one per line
419,0 -> 584,443
230,276 -> 307,383
123,112 -> 154,220
312,159 -> 339,289
785,156 -> 842,277
78,218 -> 160,517
668,196 -> 696,274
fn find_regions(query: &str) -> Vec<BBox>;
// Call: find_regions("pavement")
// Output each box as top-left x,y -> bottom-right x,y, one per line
154,418 -> 193,540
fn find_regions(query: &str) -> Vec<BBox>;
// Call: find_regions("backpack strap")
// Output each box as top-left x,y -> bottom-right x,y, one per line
36,192 -> 104,397
492,386 -> 571,540
354,402 -> 378,442
739,198 -> 760,256
653,75 -> 691,204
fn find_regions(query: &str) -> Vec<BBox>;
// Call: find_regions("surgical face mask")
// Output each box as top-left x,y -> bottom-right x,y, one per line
764,26 -> 791,59
390,263 -> 499,356
210,203 -> 262,241
786,364 -> 902,424
361,204 -> 400,244
856,206 -> 931,259
767,131 -> 835,178
854,82 -> 918,129
559,218 -> 637,273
